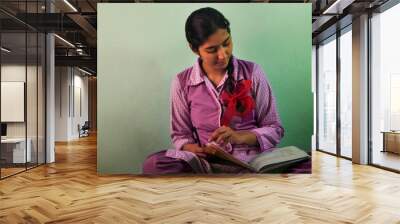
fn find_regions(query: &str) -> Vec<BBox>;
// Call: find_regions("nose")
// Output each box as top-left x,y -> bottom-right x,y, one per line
217,47 -> 227,60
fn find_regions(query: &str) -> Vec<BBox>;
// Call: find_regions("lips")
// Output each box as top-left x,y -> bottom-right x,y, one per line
216,61 -> 227,66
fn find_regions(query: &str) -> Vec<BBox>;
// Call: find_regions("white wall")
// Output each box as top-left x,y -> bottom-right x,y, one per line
55,67 -> 89,141
55,66 -> 70,141
70,72 -> 89,138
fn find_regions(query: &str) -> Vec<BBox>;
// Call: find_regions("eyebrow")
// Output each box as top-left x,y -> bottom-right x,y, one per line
205,35 -> 231,50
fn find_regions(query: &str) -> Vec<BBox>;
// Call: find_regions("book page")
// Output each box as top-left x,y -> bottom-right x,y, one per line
206,142 -> 256,172
249,146 -> 310,172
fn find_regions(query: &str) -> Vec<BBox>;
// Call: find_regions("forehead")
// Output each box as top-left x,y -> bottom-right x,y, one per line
201,29 -> 230,47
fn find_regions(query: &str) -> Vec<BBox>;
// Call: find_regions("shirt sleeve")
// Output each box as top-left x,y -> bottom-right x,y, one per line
170,76 -> 196,150
249,64 -> 285,152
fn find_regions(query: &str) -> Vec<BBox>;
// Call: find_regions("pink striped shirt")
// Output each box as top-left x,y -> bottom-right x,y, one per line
167,56 -> 284,163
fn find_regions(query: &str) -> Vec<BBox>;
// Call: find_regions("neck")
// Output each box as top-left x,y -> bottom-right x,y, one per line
201,62 -> 225,78
200,62 -> 226,87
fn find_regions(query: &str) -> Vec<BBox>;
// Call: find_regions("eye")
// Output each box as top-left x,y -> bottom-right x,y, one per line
206,48 -> 217,53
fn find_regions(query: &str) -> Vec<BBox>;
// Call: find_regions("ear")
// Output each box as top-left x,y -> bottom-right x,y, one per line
189,43 -> 200,56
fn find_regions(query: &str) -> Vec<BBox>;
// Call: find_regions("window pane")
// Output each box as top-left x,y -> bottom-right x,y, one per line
27,31 -> 38,169
1,31 -> 27,178
371,3 -> 400,171
38,32 -> 45,165
318,36 -> 337,154
340,28 -> 352,158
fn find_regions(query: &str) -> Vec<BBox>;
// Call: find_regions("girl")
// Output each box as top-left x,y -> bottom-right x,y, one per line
142,7 -> 286,174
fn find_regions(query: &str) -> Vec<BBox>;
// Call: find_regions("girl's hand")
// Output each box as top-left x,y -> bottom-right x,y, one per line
182,144 -> 220,157
208,126 -> 243,146
209,126 -> 259,147
202,144 -> 220,155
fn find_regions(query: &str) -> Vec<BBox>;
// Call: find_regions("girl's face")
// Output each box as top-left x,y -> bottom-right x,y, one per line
194,28 -> 233,71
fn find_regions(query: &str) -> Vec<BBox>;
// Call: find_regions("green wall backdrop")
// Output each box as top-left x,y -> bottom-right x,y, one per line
98,3 -> 312,174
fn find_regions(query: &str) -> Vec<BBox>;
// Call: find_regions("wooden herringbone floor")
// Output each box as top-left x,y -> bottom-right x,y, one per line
1,133 -> 400,224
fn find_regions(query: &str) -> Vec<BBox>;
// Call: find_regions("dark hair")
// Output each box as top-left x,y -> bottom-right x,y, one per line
185,7 -> 230,50
185,7 -> 235,94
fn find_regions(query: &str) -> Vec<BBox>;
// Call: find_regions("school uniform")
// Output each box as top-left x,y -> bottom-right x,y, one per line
142,56 -> 309,174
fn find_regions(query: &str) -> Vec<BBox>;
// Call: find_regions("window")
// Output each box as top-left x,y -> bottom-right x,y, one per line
339,27 -> 352,158
371,2 -> 400,171
318,35 -> 337,154
0,1 -> 47,179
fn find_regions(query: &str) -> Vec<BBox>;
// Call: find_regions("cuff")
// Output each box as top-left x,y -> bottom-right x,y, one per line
249,127 -> 281,152
173,137 -> 195,151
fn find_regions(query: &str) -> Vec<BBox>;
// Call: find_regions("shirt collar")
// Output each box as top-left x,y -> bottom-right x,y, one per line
188,55 -> 243,86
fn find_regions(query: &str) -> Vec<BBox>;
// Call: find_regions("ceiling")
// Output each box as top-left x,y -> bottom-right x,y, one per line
0,0 -> 393,75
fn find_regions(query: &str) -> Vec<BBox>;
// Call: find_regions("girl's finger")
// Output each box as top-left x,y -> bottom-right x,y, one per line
216,132 -> 231,144
203,146 -> 217,155
209,127 -> 228,141
221,135 -> 231,146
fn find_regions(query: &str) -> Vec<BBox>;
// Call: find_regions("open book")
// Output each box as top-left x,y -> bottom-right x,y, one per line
206,143 -> 311,173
